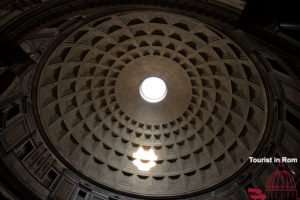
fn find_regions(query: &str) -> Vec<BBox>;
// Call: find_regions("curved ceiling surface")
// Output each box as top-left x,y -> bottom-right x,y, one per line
35,10 -> 269,196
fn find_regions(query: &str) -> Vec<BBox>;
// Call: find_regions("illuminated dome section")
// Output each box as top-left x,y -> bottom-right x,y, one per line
36,11 -> 269,197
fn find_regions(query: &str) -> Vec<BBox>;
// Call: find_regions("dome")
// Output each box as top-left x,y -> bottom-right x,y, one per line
34,10 -> 269,197
1,0 -> 300,200
266,168 -> 298,200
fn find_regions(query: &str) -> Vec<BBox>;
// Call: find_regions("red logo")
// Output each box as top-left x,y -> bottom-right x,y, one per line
248,166 -> 299,200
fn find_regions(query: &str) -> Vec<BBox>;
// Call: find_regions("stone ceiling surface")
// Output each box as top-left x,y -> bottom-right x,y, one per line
35,10 -> 268,196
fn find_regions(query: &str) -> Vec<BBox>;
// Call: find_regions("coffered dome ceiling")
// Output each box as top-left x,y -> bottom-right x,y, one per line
35,10 -> 268,196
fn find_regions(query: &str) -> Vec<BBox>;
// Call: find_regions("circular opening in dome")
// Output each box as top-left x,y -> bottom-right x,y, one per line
139,77 -> 167,103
